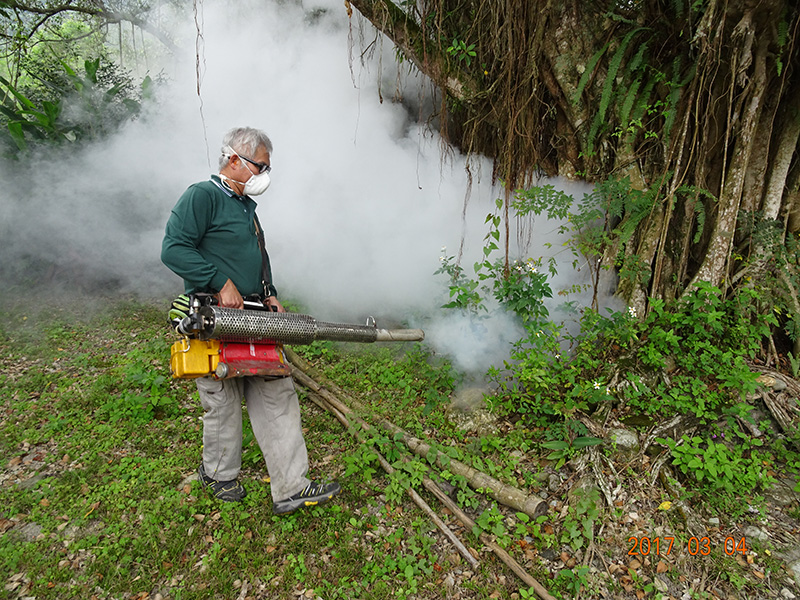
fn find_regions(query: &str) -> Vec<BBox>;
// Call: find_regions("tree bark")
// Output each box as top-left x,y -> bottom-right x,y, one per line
691,10 -> 771,291
344,0 -> 800,306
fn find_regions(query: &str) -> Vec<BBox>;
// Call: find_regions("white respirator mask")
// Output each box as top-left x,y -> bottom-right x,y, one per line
241,169 -> 271,196
222,145 -> 271,196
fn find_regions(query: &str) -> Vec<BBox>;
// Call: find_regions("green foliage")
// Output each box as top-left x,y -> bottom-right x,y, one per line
571,20 -> 693,158
560,487 -> 600,552
619,284 -> 771,419
660,434 -> 776,498
574,41 -> 610,103
298,342 -> 456,417
733,220 -> 800,360
456,196 -> 784,515
97,339 -> 179,424
435,252 -> 485,313
541,436 -> 603,470
436,196 -> 554,323
553,565 -> 592,598
789,352 -> 800,378
452,182 -> 782,510
513,176 -> 661,301
593,27 -> 648,153
0,8 -> 163,153
342,438 -> 381,482
446,38 -> 477,66
385,458 -> 429,505
472,504 -> 509,546
0,58 -> 151,152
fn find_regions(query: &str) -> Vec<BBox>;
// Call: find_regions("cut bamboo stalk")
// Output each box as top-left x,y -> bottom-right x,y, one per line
380,423 -> 548,519
421,477 -> 558,600
286,349 -> 547,519
295,364 -> 555,600
303,388 -> 479,569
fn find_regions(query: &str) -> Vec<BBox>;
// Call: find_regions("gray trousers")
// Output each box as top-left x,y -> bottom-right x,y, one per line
195,375 -> 310,501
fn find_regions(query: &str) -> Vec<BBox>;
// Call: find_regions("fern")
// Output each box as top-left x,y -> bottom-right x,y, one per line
777,17 -> 789,47
587,112 -> 604,156
662,85 -> 681,144
625,41 -> 649,76
586,28 -> 647,154
627,78 -> 657,137
598,28 -> 646,123
777,17 -> 789,75
789,353 -> 800,378
619,78 -> 642,131
573,41 -> 609,105
675,184 -> 716,244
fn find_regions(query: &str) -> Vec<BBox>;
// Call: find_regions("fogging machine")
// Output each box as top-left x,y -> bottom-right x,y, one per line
169,296 -> 425,379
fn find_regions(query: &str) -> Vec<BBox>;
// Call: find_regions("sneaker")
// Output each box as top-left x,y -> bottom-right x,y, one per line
197,464 -> 247,502
272,481 -> 341,515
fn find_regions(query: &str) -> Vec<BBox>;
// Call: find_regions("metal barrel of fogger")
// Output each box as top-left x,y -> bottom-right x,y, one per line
195,306 -> 424,344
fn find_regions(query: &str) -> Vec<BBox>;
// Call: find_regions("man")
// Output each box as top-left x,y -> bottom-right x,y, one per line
161,126 -> 340,514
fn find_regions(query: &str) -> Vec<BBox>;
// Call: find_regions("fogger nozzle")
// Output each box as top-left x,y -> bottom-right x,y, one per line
184,306 -> 424,345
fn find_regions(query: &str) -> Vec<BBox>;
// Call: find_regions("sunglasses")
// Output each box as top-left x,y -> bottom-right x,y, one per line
237,154 -> 271,174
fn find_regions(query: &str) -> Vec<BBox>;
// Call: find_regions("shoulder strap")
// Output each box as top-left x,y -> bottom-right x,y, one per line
253,216 -> 277,299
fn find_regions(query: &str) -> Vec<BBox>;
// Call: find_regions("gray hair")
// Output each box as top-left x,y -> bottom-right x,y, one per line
219,127 -> 273,169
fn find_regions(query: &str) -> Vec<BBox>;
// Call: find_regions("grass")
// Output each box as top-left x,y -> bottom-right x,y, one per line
0,299 -> 514,600
2,298 -> 796,600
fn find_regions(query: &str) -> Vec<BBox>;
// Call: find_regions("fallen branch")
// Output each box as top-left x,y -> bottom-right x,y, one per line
287,349 -> 547,519
421,477 -> 558,600
587,446 -> 619,507
295,367 -> 556,600
379,422 -> 548,519
641,414 -> 698,455
751,367 -> 800,441
764,392 -> 800,440
303,389 -> 480,569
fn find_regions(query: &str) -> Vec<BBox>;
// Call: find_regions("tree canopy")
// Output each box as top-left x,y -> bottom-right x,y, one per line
3,0 -> 800,343
347,0 -> 800,336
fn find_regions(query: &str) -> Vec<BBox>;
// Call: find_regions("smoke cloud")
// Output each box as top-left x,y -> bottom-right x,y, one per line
0,0 -> 594,375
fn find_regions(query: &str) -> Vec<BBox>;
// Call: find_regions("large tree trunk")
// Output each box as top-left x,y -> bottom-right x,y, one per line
346,0 -> 800,308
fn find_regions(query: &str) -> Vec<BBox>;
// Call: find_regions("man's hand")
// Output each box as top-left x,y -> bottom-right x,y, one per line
217,279 -> 244,309
265,296 -> 285,313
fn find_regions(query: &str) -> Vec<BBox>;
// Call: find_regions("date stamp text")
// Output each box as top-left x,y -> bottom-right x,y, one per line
628,536 -> 748,557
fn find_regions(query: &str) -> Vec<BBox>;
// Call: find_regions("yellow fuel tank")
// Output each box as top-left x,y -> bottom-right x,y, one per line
170,339 -> 220,379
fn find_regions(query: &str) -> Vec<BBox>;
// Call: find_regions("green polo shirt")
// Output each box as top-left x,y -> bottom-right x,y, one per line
161,175 -> 277,298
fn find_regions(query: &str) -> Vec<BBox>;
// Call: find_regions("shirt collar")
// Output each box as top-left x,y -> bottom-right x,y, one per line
210,174 -> 257,215
210,174 -> 238,198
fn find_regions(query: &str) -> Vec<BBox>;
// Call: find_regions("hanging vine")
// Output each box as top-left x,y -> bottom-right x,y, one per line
347,0 -> 800,319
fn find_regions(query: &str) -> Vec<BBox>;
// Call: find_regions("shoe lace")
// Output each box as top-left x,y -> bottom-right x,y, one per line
299,482 -> 328,498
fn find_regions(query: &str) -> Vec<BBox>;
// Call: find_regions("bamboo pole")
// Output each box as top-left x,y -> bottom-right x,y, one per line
286,349 -> 547,519
420,478 -> 558,600
303,389 -> 479,569
292,361 -> 557,600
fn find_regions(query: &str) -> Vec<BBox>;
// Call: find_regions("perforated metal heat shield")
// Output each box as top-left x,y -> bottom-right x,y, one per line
197,306 -> 379,344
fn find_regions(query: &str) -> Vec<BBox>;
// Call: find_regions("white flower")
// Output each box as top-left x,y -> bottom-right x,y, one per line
441,246 -> 447,252
439,256 -> 445,262
627,306 -> 637,318
593,381 -> 601,390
